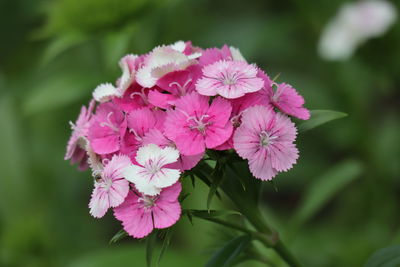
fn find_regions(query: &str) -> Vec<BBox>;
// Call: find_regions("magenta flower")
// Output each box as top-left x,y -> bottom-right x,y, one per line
89,154 -> 132,218
198,45 -> 232,66
120,107 -> 165,161
114,182 -> 182,239
196,60 -> 264,99
269,83 -> 310,120
88,102 -> 126,155
164,92 -> 233,155
65,100 -> 95,170
233,105 -> 299,181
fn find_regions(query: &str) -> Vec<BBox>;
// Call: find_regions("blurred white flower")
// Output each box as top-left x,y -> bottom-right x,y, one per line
318,0 -> 397,61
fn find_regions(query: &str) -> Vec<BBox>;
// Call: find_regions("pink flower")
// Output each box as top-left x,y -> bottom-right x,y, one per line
233,105 -> 299,181
123,144 -> 181,196
120,107 -> 165,161
65,100 -> 95,170
88,102 -> 126,155
113,82 -> 152,113
269,83 -> 310,120
114,182 -> 182,239
148,65 -> 202,109
142,129 -> 204,171
164,92 -> 233,155
196,60 -> 264,99
198,45 -> 232,66
89,154 -> 132,218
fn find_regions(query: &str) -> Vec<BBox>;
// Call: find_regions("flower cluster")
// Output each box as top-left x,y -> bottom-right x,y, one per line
65,41 -> 310,238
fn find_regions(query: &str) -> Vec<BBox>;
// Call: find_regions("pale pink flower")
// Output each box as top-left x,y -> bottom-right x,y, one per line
164,92 -> 233,155
65,100 -> 95,170
88,102 -> 126,155
142,128 -> 203,171
196,60 -> 264,99
89,154 -> 131,218
114,182 -> 182,239
233,105 -> 299,181
123,144 -> 181,196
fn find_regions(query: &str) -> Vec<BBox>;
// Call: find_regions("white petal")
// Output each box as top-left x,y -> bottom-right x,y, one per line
152,168 -> 181,188
229,46 -> 246,62
135,144 -> 163,166
170,41 -> 186,52
93,83 -> 119,102
159,146 -> 180,165
122,164 -> 147,184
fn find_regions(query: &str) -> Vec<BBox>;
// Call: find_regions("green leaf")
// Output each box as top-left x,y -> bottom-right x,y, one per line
207,162 -> 225,210
365,245 -> 400,267
146,232 -> 158,267
206,235 -> 251,267
109,229 -> 127,244
186,209 -> 241,219
298,109 -> 347,133
292,159 -> 363,228
157,229 -> 172,266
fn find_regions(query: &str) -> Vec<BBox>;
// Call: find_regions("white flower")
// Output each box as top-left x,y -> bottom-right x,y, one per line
123,144 -> 181,196
318,0 -> 397,61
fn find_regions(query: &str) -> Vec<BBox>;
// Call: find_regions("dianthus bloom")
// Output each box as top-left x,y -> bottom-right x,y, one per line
65,41 -> 310,240
164,92 -> 233,155
196,60 -> 263,99
114,182 -> 182,238
123,144 -> 181,196
233,105 -> 299,180
89,154 -> 132,218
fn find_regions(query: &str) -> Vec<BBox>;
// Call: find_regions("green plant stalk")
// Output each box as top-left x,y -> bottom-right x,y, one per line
196,161 -> 303,266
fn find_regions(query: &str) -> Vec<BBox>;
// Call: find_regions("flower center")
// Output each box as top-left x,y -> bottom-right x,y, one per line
130,87 -> 149,105
139,195 -> 157,210
221,71 -> 239,85
187,114 -> 211,135
259,131 -> 275,147
145,158 -> 162,176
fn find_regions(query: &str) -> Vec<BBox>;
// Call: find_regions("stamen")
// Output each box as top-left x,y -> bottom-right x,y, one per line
99,112 -> 119,132
168,78 -> 192,96
129,128 -> 143,142
130,88 -> 149,104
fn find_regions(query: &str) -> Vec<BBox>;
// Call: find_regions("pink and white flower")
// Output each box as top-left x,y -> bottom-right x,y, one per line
123,144 -> 181,196
233,105 -> 299,181
65,100 -> 95,170
196,60 -> 263,99
89,154 -> 131,218
93,54 -> 138,102
114,182 -> 182,239
164,92 -> 233,155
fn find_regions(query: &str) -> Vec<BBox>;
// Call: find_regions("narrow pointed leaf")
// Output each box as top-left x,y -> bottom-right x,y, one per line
157,229 -> 173,266
109,229 -> 128,244
146,232 -> 158,267
298,109 -> 347,133
206,235 -> 251,267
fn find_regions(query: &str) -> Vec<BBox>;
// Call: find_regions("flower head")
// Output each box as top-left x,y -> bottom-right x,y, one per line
233,105 -> 299,180
123,144 -> 181,196
164,92 -> 233,155
114,182 -> 182,239
89,154 -> 131,218
196,60 -> 263,99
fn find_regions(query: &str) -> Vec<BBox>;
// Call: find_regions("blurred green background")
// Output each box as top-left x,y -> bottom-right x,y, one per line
1,0 -> 399,266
